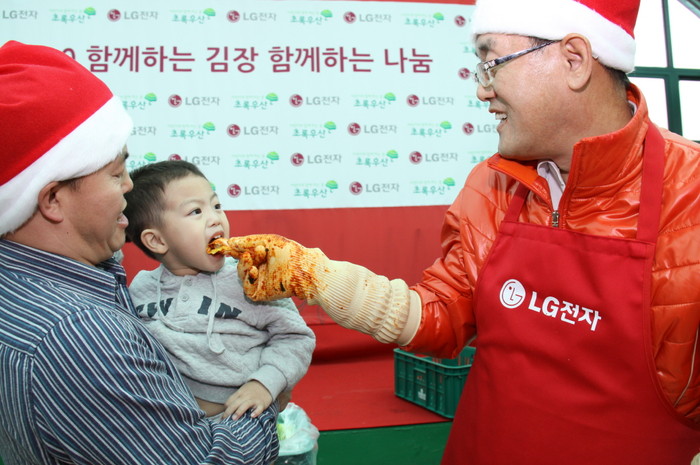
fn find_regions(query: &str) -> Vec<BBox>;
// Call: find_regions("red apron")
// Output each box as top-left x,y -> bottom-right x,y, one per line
442,126 -> 700,464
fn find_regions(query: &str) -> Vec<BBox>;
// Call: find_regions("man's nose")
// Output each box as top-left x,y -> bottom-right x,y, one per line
476,82 -> 494,102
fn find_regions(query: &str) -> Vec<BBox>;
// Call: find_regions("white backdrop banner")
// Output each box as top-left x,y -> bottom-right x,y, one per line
0,0 -> 498,211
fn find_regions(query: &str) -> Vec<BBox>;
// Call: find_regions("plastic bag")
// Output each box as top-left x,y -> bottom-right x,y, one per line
275,402 -> 319,465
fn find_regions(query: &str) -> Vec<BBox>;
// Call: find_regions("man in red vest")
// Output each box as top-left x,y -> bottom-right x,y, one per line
216,1 -> 700,463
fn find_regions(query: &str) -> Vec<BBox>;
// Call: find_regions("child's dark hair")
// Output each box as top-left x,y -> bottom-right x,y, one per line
124,160 -> 206,259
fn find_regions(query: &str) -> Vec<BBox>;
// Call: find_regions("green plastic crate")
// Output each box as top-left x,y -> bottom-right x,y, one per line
393,346 -> 475,418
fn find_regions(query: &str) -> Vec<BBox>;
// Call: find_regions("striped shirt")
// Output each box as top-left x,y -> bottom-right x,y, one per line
0,239 -> 279,465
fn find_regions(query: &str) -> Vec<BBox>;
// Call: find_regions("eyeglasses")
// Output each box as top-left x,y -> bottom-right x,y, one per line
474,40 -> 558,88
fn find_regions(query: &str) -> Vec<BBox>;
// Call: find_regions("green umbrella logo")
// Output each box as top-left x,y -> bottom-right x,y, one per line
433,12 -> 444,21
144,153 -> 157,162
384,93 -> 396,102
320,9 -> 332,18
324,121 -> 337,130
203,8 -> 216,16
326,180 -> 338,189
386,150 -> 399,159
265,93 -> 279,102
443,177 -> 456,187
84,7 -> 96,15
203,122 -> 216,131
144,93 -> 157,102
267,152 -> 280,161
440,121 -> 452,130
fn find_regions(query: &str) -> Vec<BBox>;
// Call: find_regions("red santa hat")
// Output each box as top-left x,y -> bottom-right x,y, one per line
470,0 -> 640,73
0,40 -> 132,235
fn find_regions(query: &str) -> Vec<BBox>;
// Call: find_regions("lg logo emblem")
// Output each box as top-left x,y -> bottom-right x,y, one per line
500,279 -> 525,309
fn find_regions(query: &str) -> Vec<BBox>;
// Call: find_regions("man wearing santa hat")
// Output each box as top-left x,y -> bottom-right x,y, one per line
216,1 -> 700,463
0,41 -> 279,464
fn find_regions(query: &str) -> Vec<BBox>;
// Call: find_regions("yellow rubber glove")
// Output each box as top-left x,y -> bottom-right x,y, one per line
208,234 -> 421,345
208,234 -> 324,301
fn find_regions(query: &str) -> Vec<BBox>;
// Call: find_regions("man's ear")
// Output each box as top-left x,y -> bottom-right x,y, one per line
559,33 -> 594,91
141,229 -> 168,255
36,181 -> 65,223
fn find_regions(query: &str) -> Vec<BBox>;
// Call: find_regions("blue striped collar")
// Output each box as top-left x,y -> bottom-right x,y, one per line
0,239 -> 128,304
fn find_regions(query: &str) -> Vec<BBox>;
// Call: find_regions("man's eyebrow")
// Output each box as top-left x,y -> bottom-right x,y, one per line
115,146 -> 129,162
475,37 -> 495,58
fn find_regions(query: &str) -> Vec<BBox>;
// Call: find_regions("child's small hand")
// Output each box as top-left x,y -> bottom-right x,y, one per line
223,380 -> 273,420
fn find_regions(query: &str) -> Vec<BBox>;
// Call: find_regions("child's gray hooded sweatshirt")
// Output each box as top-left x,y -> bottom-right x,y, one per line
129,257 -> 315,404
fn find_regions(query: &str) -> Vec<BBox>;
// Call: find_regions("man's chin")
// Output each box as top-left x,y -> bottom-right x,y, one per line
497,147 -> 532,162
108,234 -> 127,258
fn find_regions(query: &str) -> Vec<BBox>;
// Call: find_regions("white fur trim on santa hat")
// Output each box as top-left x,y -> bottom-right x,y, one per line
0,96 -> 132,235
470,0 -> 636,72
